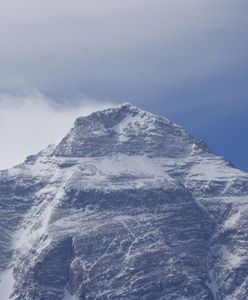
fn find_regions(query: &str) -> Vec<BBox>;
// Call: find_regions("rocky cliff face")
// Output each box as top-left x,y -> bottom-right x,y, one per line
0,103 -> 248,300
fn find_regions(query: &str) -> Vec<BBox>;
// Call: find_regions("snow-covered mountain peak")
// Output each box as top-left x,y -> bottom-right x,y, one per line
54,103 -> 210,158
73,102 -> 162,131
1,103 -> 248,299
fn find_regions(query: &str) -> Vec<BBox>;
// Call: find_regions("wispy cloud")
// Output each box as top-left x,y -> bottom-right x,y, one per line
0,92 -> 113,169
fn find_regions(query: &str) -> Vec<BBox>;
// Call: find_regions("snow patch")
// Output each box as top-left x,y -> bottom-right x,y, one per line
0,268 -> 15,300
222,246 -> 242,268
223,211 -> 241,230
63,288 -> 78,300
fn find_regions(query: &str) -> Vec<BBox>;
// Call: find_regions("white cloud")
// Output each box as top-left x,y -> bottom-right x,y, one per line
0,92 -> 113,170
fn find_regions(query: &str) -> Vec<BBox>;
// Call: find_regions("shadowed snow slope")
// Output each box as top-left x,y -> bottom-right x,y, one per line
0,103 -> 248,300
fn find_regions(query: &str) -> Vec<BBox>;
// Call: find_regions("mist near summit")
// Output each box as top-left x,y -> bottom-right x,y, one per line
0,92 -> 113,169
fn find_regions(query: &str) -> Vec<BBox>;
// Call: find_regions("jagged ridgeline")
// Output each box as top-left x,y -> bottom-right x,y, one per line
0,104 -> 248,299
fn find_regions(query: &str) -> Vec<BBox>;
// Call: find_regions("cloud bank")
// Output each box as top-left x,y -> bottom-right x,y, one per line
0,0 -> 247,105
0,93 -> 112,169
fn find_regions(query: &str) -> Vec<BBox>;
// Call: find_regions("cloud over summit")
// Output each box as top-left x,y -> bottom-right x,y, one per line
0,92 -> 112,169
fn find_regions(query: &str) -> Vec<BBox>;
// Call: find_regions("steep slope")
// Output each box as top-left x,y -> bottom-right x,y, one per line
0,103 -> 248,300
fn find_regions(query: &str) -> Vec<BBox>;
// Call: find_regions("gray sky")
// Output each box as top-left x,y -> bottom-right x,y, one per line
0,0 -> 248,170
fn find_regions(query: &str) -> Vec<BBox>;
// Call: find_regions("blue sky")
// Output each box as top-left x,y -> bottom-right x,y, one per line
0,0 -> 247,170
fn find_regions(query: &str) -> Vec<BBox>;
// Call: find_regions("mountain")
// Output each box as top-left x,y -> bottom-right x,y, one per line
0,103 -> 248,300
